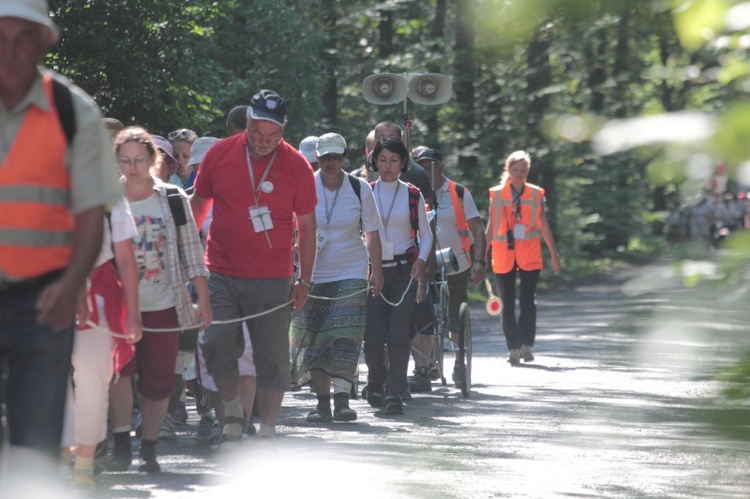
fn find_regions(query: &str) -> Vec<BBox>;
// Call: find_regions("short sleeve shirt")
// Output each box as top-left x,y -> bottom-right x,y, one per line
95,196 -> 137,267
194,134 -> 317,278
434,178 -> 480,274
129,193 -> 175,311
313,173 -> 382,283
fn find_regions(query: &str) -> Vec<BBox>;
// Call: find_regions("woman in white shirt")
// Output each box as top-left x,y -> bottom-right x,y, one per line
363,138 -> 433,416
290,133 -> 383,423
109,127 -> 211,473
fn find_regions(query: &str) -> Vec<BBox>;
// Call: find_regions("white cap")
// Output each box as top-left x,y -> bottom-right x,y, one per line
188,137 -> 219,167
316,133 -> 347,157
0,0 -> 59,42
298,136 -> 318,163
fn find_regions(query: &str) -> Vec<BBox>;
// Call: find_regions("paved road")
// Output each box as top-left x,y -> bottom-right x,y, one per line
58,262 -> 750,497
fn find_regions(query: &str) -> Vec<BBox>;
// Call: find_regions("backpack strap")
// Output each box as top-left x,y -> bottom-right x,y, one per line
407,184 -> 420,239
369,180 -> 420,238
51,77 -> 76,145
455,183 -> 465,201
164,186 -> 187,227
347,173 -> 361,202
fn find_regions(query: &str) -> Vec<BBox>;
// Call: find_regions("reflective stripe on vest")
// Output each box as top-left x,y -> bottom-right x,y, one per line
448,180 -> 471,260
0,73 -> 74,280
489,182 -> 545,273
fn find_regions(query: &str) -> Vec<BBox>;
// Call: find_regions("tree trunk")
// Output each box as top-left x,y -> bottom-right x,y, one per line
526,24 -> 556,227
379,9 -> 393,57
454,0 -> 478,180
321,0 -> 337,126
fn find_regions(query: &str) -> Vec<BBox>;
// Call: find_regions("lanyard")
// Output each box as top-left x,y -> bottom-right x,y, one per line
511,184 -> 524,221
376,180 -> 400,235
245,146 -> 279,206
322,172 -> 344,226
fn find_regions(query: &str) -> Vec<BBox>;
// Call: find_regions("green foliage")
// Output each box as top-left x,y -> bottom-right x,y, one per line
42,0 -> 740,276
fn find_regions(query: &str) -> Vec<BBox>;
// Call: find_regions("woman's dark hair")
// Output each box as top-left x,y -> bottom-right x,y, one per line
370,138 -> 409,173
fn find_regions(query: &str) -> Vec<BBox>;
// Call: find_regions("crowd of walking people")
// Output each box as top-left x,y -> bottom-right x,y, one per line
0,1 -> 563,495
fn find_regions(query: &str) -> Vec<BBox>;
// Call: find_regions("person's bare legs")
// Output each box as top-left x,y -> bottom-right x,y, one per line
310,371 -> 331,395
108,376 -> 133,430
139,398 -> 169,441
256,389 -> 284,437
238,375 -> 257,417
411,334 -> 433,369
216,374 -> 244,442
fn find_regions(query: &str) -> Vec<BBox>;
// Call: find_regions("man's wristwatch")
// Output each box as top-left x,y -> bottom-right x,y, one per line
473,259 -> 486,267
297,277 -> 313,288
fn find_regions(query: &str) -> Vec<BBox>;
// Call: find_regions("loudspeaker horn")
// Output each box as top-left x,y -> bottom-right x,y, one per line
363,73 -> 407,105
407,73 -> 452,105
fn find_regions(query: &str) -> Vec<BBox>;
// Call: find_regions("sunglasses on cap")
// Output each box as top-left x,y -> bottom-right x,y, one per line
168,129 -> 196,141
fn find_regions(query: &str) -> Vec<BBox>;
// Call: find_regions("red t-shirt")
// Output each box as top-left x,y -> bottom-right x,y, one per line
194,134 -> 316,278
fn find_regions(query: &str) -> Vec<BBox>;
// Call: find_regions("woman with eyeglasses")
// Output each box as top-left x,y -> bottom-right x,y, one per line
168,128 -> 197,190
487,150 -> 560,367
107,127 -> 211,473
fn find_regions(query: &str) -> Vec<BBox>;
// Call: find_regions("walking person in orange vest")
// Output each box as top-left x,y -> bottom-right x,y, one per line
408,148 -> 486,392
487,151 -> 560,366
0,0 -> 120,489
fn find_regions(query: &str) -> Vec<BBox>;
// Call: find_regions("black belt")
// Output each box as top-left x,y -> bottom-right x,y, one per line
0,269 -> 64,293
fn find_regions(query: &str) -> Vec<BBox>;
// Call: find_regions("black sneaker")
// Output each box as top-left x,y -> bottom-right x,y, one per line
107,439 -> 132,472
195,416 -> 215,446
137,443 -> 160,473
385,395 -> 403,415
333,404 -> 358,422
365,384 -> 385,408
409,366 -> 432,392
306,405 -> 333,423
452,363 -> 464,390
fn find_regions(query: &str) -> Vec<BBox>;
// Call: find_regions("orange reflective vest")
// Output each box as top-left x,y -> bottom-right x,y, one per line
0,73 -> 74,280
447,180 -> 471,261
488,182 -> 544,274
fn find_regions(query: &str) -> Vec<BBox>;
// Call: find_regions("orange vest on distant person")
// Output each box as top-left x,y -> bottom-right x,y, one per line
0,73 -> 74,280
447,180 -> 472,260
488,182 -> 544,274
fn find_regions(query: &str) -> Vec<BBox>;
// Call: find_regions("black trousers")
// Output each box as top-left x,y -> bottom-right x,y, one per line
495,267 -> 540,350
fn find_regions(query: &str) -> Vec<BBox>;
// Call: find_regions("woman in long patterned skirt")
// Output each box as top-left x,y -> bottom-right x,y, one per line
290,133 -> 383,422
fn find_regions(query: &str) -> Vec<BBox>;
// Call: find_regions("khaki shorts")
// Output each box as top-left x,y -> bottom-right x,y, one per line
199,273 -> 292,391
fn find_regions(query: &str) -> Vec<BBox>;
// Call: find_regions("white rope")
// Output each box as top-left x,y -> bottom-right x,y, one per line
380,276 -> 416,307
82,277 -> 416,337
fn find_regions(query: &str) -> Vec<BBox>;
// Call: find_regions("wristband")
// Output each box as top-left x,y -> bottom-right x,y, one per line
297,277 -> 313,288
473,259 -> 486,267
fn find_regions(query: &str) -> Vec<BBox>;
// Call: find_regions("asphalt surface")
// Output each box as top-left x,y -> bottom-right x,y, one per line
37,261 -> 750,497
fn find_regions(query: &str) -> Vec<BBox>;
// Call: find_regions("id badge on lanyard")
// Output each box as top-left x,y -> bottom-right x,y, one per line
249,205 -> 274,233
246,146 -> 278,247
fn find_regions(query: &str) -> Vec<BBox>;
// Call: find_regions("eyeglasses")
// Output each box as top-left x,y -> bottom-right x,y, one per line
319,154 -> 345,162
168,129 -> 196,141
118,156 -> 151,168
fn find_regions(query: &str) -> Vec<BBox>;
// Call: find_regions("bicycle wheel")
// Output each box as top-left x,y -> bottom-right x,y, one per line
457,302 -> 472,397
432,282 -> 449,385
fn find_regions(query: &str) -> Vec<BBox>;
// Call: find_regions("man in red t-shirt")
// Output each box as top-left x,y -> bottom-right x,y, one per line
192,89 -> 316,443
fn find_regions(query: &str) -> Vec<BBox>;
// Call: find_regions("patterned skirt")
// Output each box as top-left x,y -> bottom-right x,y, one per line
290,278 -> 368,389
